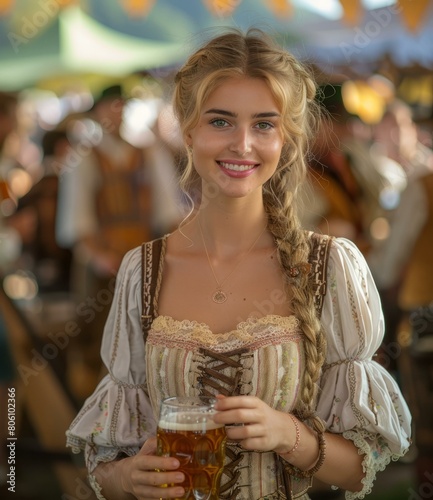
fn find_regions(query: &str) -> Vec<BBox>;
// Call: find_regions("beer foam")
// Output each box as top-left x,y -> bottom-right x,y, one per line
159,412 -> 223,431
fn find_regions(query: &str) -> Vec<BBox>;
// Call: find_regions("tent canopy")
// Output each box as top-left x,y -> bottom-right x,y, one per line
0,6 -> 188,91
0,1 -> 432,93
300,3 -> 433,75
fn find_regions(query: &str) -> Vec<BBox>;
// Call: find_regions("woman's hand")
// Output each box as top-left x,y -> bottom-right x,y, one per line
214,395 -> 297,455
119,437 -> 185,499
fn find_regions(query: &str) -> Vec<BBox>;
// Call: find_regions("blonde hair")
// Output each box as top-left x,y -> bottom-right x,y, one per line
173,28 -> 325,428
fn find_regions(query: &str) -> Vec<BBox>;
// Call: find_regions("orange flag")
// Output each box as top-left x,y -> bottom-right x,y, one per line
0,0 -> 14,16
57,0 -> 79,7
338,0 -> 363,26
121,0 -> 156,17
398,0 -> 430,32
203,0 -> 242,18
265,0 -> 293,19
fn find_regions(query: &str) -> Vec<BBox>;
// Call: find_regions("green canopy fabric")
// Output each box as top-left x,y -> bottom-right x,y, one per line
0,6 -> 187,91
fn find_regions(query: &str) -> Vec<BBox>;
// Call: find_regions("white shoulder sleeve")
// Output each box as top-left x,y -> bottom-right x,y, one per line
317,238 -> 412,498
66,246 -> 156,473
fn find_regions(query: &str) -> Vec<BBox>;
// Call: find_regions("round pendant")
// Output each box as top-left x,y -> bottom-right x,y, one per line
212,290 -> 227,304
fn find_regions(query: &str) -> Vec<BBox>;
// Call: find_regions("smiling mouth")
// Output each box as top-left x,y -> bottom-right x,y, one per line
218,161 -> 258,172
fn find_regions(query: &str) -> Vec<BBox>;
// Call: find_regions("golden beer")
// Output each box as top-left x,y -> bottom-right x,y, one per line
157,397 -> 226,500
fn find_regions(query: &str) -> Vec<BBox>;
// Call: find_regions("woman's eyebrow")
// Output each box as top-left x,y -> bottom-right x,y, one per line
204,108 -> 236,117
204,109 -> 280,119
252,112 -> 281,118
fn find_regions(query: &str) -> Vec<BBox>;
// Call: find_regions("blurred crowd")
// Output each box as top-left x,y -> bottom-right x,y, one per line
1,74 -> 433,488
0,79 -> 186,395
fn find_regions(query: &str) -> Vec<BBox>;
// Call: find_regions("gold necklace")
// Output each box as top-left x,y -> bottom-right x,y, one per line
198,217 -> 267,304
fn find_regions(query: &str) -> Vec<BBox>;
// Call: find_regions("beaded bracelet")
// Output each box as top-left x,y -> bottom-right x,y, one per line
284,413 -> 301,455
282,429 -> 327,479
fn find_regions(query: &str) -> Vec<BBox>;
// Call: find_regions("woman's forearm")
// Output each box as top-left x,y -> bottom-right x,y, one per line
279,420 -> 365,493
315,432 -> 364,491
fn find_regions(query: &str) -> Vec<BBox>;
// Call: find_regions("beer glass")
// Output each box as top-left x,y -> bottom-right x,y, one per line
157,396 -> 226,500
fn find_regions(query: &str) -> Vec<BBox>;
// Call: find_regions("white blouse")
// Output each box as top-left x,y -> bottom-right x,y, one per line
66,237 -> 411,500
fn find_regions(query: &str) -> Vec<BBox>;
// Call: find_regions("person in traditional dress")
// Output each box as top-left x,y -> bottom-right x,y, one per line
57,85 -> 183,400
368,103 -> 433,484
66,29 -> 411,500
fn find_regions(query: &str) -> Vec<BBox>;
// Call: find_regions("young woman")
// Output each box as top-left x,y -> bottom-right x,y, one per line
67,29 -> 411,500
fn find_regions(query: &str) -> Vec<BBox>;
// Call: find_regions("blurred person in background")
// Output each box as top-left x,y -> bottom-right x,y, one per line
0,92 -> 19,217
300,86 -> 386,255
302,111 -> 365,247
6,128 -> 73,294
367,99 -> 431,352
56,84 -> 183,401
368,101 -> 433,480
368,100 -> 432,346
373,99 -> 426,175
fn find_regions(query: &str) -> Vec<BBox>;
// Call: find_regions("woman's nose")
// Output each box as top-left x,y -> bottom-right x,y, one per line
229,127 -> 252,157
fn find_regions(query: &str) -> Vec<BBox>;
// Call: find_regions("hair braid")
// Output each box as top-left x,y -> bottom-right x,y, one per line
265,193 -> 326,430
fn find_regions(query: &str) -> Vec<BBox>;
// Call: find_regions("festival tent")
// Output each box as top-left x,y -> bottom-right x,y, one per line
0,5 -> 189,91
0,0 -> 321,92
1,1 -> 433,92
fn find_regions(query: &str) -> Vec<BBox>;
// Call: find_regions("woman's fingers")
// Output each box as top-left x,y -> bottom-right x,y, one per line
215,395 -> 259,411
134,453 -> 181,472
127,438 -> 186,498
215,396 -> 267,422
134,484 -> 185,499
131,466 -> 184,484
214,396 -> 292,453
145,470 -> 184,486
130,467 -> 185,499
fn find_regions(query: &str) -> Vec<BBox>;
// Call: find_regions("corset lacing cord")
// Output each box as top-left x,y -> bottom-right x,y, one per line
218,446 -> 245,499
198,347 -> 249,397
197,347 -> 252,499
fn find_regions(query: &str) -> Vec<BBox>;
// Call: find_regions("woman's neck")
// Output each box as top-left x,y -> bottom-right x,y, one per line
194,199 -> 269,257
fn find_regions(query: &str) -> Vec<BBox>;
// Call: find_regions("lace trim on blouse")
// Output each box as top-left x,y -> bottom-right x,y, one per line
88,474 -> 106,500
87,445 -> 142,500
341,429 -> 407,500
148,314 -> 302,353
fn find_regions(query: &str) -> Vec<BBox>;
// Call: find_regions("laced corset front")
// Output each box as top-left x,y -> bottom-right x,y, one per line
146,314 -> 311,499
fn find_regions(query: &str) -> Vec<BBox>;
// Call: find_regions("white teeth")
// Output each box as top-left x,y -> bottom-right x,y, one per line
219,161 -> 256,172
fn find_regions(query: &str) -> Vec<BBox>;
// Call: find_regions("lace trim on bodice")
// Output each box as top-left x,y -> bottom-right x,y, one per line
148,314 -> 302,352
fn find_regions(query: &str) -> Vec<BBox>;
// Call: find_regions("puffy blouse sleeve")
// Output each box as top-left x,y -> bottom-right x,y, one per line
66,246 -> 157,473
316,237 -> 411,499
